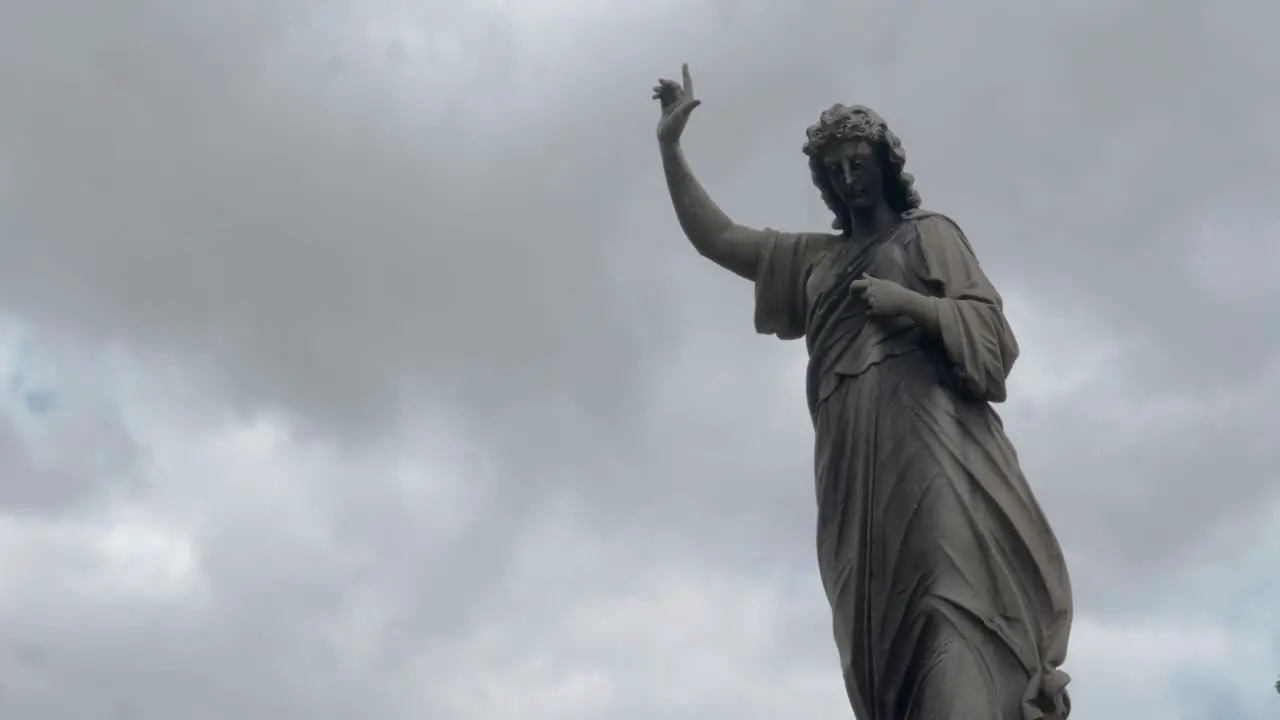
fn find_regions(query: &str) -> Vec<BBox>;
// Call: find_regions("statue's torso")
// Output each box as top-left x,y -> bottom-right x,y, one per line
802,220 -> 937,412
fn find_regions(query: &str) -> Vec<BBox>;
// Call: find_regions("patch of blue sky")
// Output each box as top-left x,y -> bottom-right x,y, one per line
20,387 -> 55,415
8,369 -> 56,415
0,317 -> 58,419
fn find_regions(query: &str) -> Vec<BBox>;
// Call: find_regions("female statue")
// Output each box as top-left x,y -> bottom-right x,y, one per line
652,65 -> 1073,719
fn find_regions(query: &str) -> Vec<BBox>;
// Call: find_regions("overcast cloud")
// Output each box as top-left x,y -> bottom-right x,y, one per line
0,0 -> 1277,717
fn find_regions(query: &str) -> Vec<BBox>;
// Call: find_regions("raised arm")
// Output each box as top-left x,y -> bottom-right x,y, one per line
654,65 -> 767,280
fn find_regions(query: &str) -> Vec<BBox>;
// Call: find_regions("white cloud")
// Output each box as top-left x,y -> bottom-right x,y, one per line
1067,614 -> 1232,719
1,352 -> 1277,717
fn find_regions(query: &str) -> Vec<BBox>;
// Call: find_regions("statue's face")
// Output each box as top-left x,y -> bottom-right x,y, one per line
820,138 -> 883,210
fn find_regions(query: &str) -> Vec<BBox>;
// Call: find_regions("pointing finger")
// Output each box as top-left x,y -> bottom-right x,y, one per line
682,63 -> 694,97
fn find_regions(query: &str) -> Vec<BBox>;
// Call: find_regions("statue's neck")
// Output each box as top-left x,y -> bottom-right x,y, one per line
848,201 -> 899,238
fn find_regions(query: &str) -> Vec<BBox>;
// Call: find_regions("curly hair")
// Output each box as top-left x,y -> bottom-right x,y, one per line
801,104 -> 921,236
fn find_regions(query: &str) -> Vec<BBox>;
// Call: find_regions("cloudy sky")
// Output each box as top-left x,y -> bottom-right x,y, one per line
0,0 -> 1277,717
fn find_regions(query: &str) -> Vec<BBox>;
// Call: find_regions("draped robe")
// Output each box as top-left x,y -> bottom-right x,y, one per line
754,210 -> 1073,719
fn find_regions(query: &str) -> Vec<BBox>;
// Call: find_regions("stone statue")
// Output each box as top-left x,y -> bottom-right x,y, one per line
652,64 -> 1074,719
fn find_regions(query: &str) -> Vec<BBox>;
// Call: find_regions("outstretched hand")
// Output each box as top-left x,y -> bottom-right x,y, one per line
653,63 -> 701,146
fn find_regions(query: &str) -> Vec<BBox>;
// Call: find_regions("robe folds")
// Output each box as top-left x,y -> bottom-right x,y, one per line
754,210 -> 1072,719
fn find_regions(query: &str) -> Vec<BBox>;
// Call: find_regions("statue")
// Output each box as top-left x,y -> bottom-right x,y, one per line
652,65 -> 1074,719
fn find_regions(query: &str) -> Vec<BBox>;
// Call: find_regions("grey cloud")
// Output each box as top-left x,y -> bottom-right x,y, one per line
1,0 -> 1279,718
0,418 -> 90,511
2,0 -> 1275,439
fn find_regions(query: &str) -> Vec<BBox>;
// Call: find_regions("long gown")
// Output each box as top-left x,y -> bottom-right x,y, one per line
753,210 -> 1073,719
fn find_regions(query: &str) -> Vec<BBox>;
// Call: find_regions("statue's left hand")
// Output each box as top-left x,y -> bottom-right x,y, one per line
850,274 -> 921,318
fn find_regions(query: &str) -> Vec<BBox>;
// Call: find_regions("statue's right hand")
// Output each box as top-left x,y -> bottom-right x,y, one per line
653,63 -> 701,147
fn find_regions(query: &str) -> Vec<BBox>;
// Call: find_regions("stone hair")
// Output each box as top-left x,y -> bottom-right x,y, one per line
802,104 -> 922,235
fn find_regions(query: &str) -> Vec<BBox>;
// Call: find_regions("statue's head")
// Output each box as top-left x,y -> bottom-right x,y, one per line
802,104 -> 921,236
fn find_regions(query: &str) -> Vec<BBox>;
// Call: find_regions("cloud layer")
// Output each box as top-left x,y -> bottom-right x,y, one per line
1,0 -> 1278,717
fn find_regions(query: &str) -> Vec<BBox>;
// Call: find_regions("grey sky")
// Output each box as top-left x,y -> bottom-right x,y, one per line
0,0 -> 1278,717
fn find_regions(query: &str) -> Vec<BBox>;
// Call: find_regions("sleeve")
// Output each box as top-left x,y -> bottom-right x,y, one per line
753,230 -> 829,340
914,214 -> 1019,403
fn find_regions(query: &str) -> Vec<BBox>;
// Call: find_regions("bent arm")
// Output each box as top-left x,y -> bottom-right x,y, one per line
914,214 -> 1019,403
660,142 -> 766,280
